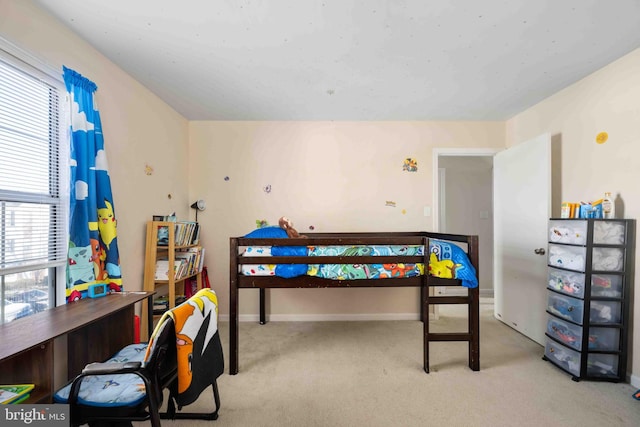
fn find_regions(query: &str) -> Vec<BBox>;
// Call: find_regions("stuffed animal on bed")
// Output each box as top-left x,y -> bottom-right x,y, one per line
279,216 -> 307,238
428,252 -> 458,279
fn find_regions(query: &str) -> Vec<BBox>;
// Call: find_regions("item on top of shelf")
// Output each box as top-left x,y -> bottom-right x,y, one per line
602,192 -> 615,219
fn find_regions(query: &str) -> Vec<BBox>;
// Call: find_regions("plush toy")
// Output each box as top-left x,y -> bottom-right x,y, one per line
278,216 -> 307,238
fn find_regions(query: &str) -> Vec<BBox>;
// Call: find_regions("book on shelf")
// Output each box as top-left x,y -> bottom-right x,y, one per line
154,258 -> 184,280
154,249 -> 204,281
0,384 -> 34,404
154,259 -> 171,280
155,219 -> 200,247
175,246 -> 204,278
155,214 -> 176,245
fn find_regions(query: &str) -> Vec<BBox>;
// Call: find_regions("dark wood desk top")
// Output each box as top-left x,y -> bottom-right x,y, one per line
0,291 -> 153,362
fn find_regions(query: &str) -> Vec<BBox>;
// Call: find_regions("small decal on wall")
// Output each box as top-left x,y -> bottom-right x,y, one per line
596,132 -> 608,144
144,164 -> 154,175
256,219 -> 268,228
385,201 -> 396,207
263,184 -> 272,194
224,176 -> 230,181
308,225 -> 315,230
403,158 -> 418,172
402,209 -> 407,215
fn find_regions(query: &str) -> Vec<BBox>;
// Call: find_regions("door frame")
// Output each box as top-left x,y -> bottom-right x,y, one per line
432,148 -> 501,232
433,148 -> 501,298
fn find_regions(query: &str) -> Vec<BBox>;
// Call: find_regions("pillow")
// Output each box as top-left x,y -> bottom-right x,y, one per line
275,264 -> 308,278
244,226 -> 287,238
271,246 -> 308,256
429,239 -> 478,288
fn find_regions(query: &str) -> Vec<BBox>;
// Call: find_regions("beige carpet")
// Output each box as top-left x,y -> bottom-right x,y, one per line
146,300 -> 640,426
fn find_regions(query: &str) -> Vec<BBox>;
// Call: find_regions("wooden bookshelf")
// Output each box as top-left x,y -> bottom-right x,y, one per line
141,221 -> 204,340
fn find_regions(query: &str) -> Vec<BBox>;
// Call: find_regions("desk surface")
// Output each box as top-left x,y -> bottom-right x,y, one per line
0,291 -> 153,361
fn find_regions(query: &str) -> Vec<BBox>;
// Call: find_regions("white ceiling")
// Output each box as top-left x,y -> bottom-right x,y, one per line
34,0 -> 640,121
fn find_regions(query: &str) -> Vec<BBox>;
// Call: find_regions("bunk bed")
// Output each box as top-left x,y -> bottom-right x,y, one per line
229,231 -> 480,375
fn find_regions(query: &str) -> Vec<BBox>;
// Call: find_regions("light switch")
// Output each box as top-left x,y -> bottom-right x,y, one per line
479,210 -> 489,219
423,206 -> 431,217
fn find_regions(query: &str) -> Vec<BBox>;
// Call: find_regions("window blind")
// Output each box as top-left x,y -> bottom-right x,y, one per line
0,51 -> 67,275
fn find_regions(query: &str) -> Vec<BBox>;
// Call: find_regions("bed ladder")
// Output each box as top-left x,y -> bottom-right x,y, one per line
422,235 -> 480,372
423,289 -> 480,372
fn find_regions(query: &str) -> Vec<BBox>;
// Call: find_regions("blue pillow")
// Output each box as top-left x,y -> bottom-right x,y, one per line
275,264 -> 308,278
272,246 -> 308,278
271,246 -> 308,256
244,226 -> 287,238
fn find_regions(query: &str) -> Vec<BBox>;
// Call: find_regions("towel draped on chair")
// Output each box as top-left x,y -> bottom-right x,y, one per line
148,288 -> 224,407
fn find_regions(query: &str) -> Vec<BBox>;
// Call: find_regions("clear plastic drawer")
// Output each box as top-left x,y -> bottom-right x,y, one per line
549,220 -> 587,245
593,221 -> 626,245
546,316 -> 583,351
587,327 -> 620,351
591,247 -> 624,272
545,338 -> 580,377
591,274 -> 623,298
587,353 -> 619,378
589,300 -> 622,324
548,244 -> 586,272
547,267 -> 585,298
547,292 -> 584,325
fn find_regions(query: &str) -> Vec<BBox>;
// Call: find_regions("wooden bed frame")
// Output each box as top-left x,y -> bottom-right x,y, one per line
229,231 -> 480,374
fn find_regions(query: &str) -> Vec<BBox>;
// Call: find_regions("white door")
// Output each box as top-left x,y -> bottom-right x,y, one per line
494,133 -> 551,345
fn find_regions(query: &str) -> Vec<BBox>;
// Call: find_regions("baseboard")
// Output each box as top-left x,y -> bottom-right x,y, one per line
219,312 -> 429,322
435,287 -> 494,298
630,373 -> 640,388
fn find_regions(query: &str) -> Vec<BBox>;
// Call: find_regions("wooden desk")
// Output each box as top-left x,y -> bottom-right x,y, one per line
0,291 -> 154,403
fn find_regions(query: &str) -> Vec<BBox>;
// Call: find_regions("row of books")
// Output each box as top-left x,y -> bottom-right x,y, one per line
154,246 -> 205,281
155,218 -> 200,247
0,384 -> 34,404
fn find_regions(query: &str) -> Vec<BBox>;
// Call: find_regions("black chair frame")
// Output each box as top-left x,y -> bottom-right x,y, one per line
64,317 -> 220,427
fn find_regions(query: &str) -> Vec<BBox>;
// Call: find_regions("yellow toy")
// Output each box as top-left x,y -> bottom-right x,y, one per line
428,252 -> 459,279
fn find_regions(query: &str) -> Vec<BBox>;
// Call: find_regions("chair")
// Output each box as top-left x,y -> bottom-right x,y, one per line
54,288 -> 224,427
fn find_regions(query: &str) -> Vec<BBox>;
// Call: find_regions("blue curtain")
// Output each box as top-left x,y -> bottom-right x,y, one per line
63,66 -> 121,302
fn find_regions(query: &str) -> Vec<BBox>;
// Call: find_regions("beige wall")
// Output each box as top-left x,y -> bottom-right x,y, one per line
189,121 -> 504,319
506,48 -> 640,385
1,0 -> 191,292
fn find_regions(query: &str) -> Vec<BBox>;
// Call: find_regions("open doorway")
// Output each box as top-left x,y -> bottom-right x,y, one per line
433,149 -> 499,297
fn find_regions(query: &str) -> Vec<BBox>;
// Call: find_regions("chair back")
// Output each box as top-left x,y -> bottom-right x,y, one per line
144,315 -> 178,404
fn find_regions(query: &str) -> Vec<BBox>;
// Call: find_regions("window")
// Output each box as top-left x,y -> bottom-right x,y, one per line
0,41 -> 68,324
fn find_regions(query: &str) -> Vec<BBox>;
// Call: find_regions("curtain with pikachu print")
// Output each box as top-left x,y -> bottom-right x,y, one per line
63,66 -> 121,303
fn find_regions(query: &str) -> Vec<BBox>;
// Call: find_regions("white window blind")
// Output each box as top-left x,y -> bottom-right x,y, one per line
0,50 -> 67,275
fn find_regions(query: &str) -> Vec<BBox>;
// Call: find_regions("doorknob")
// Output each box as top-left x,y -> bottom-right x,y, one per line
534,248 -> 546,255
